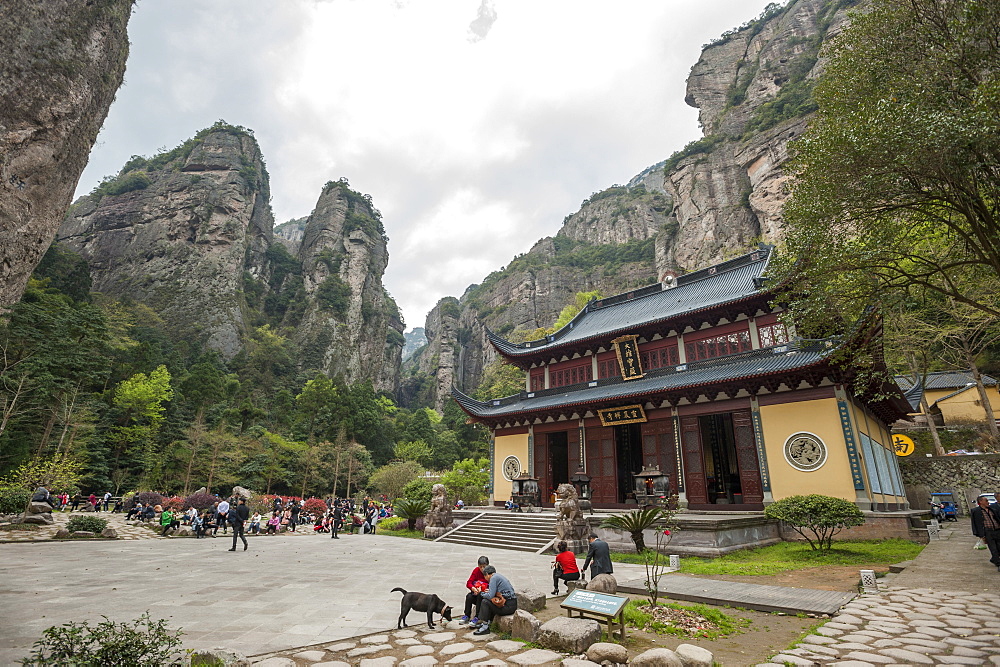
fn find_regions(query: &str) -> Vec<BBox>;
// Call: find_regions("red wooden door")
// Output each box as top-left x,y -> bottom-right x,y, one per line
732,409 -> 764,504
534,435 -> 549,504
585,426 -> 617,504
680,416 -> 708,504
567,427 -> 580,475
641,419 -> 678,496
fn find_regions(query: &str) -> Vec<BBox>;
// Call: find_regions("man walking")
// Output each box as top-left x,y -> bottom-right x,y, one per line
972,495 -> 1000,571
582,532 -> 614,580
228,498 -> 250,551
331,503 -> 343,539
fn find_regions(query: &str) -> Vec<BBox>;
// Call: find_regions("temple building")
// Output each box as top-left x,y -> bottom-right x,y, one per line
452,246 -> 913,513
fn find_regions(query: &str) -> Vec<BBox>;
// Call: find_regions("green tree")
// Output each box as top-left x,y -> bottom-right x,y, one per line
394,440 -> 432,466
370,460 -> 424,500
551,290 -> 602,331
440,458 -> 490,505
473,361 -> 524,400
112,365 -> 173,488
295,373 -> 337,442
775,0 -> 1000,327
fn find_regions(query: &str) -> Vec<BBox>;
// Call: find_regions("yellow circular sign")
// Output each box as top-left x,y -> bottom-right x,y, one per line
892,434 -> 915,456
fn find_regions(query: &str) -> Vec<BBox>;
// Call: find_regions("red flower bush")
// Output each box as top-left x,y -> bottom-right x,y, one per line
302,497 -> 327,515
162,496 -> 185,511
183,492 -> 218,510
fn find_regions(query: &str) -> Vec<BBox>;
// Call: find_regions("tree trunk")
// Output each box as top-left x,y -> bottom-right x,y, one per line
331,448 -> 342,499
919,393 -> 946,456
965,345 -> 1000,441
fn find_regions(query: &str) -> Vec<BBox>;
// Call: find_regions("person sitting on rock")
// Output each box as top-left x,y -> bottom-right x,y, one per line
160,508 -> 179,536
551,540 -> 581,595
472,565 -> 518,635
192,512 -> 206,538
461,555 -> 489,625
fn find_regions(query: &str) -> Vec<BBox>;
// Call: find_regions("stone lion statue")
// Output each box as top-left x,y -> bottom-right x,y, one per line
556,483 -> 581,522
424,483 -> 453,538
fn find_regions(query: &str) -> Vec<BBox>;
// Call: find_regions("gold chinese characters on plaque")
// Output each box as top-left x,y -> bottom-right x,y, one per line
611,334 -> 644,380
597,404 -> 647,426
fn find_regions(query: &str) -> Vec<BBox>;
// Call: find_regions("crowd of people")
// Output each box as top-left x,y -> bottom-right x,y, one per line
119,493 -> 398,549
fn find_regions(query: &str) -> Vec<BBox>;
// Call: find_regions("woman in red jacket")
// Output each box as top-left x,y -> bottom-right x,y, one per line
552,541 -> 580,595
461,556 -> 490,624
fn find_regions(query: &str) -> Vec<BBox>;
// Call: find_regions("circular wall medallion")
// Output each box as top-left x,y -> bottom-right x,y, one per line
502,455 -> 521,481
783,432 -> 828,472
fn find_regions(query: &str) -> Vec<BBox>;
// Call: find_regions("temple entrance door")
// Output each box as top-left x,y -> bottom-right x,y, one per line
548,432 -> 569,496
614,423 -> 643,503
641,419 -> 678,496
680,416 -> 708,504
682,410 -> 764,508
585,427 -> 617,504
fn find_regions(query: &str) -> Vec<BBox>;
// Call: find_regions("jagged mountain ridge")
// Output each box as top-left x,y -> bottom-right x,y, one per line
404,0 -> 860,410
57,125 -> 402,393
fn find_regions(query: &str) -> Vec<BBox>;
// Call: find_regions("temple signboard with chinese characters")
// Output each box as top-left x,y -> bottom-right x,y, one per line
597,404 -> 647,427
611,335 -> 644,380
455,246 -> 913,515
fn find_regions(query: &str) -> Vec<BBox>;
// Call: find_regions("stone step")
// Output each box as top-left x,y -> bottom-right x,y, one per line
436,535 -> 543,552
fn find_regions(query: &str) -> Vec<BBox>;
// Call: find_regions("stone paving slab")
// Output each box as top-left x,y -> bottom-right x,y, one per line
0,529 -> 651,664
618,571 -> 855,615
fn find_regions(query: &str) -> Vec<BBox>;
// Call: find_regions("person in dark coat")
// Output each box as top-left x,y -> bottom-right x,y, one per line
582,532 -> 613,579
331,504 -> 343,539
971,496 -> 1000,570
228,498 -> 250,551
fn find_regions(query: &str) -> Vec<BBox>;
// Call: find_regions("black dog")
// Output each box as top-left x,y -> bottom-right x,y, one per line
391,587 -> 452,629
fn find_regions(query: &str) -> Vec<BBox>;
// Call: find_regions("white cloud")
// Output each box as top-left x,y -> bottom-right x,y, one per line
76,0 -> 781,329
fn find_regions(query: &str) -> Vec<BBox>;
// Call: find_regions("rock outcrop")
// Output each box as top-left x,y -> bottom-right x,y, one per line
57,126 -> 402,393
0,0 -> 132,308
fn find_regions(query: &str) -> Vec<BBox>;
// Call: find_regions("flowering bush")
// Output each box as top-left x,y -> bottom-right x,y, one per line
302,497 -> 327,515
182,492 -> 217,511
162,496 -> 185,511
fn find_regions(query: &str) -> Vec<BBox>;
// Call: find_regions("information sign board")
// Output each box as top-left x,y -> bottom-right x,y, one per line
561,589 -> 629,617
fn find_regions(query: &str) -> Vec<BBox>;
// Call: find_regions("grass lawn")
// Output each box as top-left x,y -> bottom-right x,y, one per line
376,526 -> 425,539
610,538 -> 923,575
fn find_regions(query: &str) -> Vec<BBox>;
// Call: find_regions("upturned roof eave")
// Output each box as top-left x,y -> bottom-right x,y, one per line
487,290 -> 772,364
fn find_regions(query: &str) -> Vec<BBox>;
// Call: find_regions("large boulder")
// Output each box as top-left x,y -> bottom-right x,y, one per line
496,609 -> 540,642
586,574 -> 618,594
537,616 -> 601,654
100,527 -> 118,539
54,528 -> 70,539
631,648 -> 683,666
675,644 -> 713,667
587,642 -> 629,664
516,588 -> 546,613
231,486 -> 253,499
20,512 -> 53,525
26,501 -> 53,515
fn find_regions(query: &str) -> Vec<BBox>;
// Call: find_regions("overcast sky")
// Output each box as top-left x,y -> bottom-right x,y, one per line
76,0 -> 778,331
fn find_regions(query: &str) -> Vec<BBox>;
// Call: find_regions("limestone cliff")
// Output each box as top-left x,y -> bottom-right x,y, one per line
0,0 -> 132,308
633,0 -> 859,268
292,180 -> 403,392
58,127 -> 402,393
405,0 -> 860,409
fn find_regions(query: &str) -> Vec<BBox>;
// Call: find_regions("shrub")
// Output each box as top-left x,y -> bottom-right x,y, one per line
0,486 -> 32,515
133,491 -> 164,509
66,515 -> 108,534
401,478 -> 434,504
20,612 -> 185,665
302,497 -> 327,515
600,507 -> 669,553
182,492 -> 217,511
394,497 -> 430,531
764,494 -> 865,550
161,496 -> 185,511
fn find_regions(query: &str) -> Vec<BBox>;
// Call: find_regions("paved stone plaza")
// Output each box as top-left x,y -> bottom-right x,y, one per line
0,526 -> 650,664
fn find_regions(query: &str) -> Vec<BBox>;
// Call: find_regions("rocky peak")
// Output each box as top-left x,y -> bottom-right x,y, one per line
0,0 -> 131,308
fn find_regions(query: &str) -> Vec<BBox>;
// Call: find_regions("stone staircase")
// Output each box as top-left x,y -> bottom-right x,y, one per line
436,511 -> 558,553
